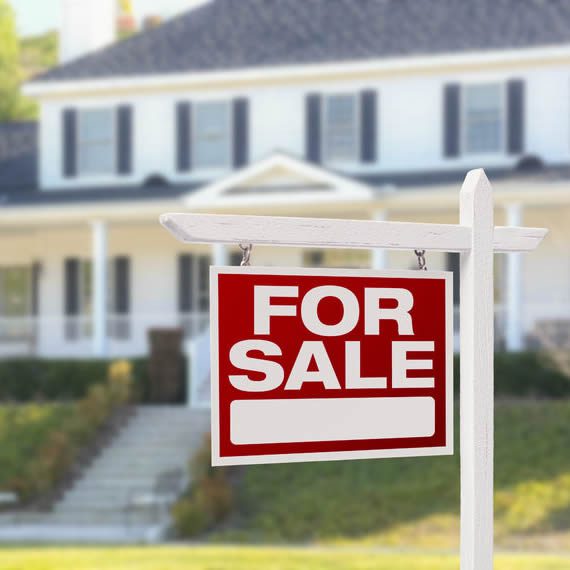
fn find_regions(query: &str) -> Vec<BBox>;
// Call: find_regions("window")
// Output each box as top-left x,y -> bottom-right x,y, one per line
0,267 -> 32,340
0,267 -> 31,318
77,260 -> 118,316
179,254 -> 210,338
193,102 -> 231,169
65,260 -> 128,340
463,84 -> 503,154
77,108 -> 116,175
79,261 -> 93,316
303,251 -> 325,267
324,94 -> 358,162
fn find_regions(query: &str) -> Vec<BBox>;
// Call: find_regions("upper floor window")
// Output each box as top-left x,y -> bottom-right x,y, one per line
193,102 -> 231,169
77,108 -> 116,175
323,94 -> 358,162
463,83 -> 503,154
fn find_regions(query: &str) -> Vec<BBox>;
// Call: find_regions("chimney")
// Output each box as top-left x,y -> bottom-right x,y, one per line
143,15 -> 163,31
60,0 -> 117,63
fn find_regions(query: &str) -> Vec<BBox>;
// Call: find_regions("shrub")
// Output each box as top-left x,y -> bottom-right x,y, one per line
0,358 -> 148,402
172,434 -> 234,538
171,497 -> 213,536
1,360 -> 135,505
453,351 -> 570,398
196,478 -> 234,521
107,360 -> 134,407
0,403 -> 74,500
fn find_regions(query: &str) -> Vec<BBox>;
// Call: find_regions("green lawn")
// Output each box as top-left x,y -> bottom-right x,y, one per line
0,547 -> 567,570
215,400 -> 570,550
0,404 -> 73,491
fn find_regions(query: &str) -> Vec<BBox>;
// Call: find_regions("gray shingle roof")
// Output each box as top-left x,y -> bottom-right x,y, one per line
34,0 -> 570,83
0,122 -> 38,192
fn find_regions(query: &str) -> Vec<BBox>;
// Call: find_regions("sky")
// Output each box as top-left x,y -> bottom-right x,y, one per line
12,0 -> 201,37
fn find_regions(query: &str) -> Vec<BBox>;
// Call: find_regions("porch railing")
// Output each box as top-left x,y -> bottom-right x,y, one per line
0,312 -> 210,357
2,305 -> 569,356
60,312 -> 210,342
0,316 -> 36,342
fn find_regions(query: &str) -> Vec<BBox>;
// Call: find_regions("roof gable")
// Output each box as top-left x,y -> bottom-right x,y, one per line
182,153 -> 373,208
33,0 -> 570,84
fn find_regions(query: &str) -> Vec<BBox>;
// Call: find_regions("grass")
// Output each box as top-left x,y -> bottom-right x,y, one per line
0,547 -> 567,570
0,404 -> 73,491
213,400 -> 570,550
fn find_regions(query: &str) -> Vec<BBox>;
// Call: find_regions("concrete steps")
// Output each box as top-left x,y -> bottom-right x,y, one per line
0,405 -> 210,543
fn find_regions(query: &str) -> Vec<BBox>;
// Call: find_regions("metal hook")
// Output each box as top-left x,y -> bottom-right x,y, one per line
414,249 -> 427,271
239,243 -> 253,266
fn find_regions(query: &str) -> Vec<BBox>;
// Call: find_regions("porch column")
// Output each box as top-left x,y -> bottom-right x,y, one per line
91,220 -> 108,357
372,210 -> 387,269
505,203 -> 524,351
212,243 -> 228,266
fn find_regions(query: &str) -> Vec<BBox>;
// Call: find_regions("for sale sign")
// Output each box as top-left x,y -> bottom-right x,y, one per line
210,267 -> 453,466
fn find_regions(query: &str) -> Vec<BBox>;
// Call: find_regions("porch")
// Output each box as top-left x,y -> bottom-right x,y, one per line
1,154 -> 569,365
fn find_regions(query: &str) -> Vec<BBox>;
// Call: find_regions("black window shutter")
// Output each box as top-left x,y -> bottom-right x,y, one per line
117,105 -> 133,175
178,254 -> 193,313
306,94 -> 322,163
360,90 -> 378,163
176,102 -> 192,172
64,258 -> 80,316
62,109 -> 77,177
233,98 -> 249,168
114,256 -> 130,314
507,79 -> 525,155
443,84 -> 461,158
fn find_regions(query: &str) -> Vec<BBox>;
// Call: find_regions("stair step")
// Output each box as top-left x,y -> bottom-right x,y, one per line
8,406 -> 211,529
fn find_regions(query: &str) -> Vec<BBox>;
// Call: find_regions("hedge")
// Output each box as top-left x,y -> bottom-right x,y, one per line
0,358 -> 150,402
1,361 -> 135,503
0,351 -> 567,403
454,351 -> 570,398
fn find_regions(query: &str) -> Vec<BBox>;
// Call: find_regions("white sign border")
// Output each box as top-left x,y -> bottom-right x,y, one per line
210,265 -> 454,467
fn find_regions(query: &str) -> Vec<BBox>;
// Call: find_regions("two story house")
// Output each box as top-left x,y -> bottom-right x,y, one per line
1,0 -> 570,406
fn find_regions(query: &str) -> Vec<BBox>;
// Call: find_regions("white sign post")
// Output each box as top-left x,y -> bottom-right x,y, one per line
161,169 -> 547,570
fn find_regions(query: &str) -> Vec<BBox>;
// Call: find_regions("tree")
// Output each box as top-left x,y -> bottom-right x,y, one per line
0,0 -> 28,120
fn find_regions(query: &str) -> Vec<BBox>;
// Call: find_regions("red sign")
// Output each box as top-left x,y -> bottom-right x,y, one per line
210,267 -> 453,466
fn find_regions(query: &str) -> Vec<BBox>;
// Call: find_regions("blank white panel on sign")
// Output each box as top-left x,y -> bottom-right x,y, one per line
230,397 -> 436,445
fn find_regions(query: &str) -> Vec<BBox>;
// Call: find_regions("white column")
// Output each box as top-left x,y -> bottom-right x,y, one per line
91,220 -> 108,357
505,203 -> 524,351
212,243 -> 228,266
372,210 -> 387,269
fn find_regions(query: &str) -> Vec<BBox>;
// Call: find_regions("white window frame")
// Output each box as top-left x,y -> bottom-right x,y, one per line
322,93 -> 360,165
76,107 -> 117,177
191,101 -> 232,172
461,82 -> 506,156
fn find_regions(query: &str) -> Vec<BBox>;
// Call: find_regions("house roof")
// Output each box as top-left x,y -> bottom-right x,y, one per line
33,0 -> 570,84
0,122 -> 38,195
